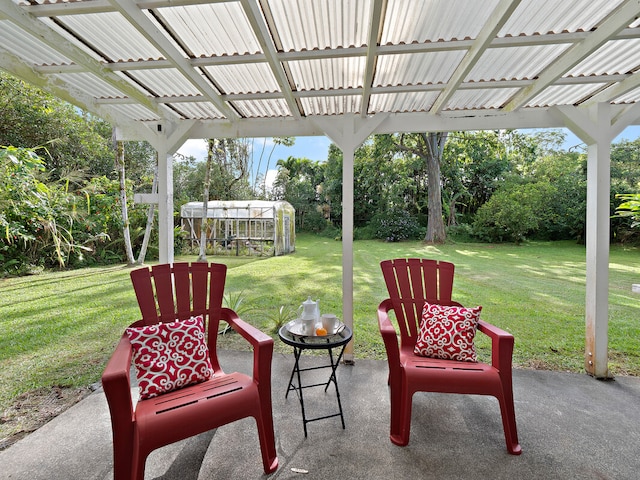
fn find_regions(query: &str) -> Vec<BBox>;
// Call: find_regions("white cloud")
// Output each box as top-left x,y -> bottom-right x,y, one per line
176,139 -> 208,160
265,169 -> 278,190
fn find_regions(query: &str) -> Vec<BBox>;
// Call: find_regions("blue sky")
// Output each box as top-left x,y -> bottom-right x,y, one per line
177,125 -> 640,184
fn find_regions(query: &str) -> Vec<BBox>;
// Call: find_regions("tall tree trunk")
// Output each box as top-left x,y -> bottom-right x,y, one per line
115,137 -> 136,265
197,139 -> 214,262
423,132 -> 448,244
136,153 -> 157,265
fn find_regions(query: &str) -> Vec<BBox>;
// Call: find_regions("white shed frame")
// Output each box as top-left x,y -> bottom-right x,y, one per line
180,200 -> 295,256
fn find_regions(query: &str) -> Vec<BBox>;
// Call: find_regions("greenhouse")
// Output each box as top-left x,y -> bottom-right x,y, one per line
180,200 -> 295,257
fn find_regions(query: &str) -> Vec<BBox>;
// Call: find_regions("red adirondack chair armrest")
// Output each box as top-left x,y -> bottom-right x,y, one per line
378,299 -> 401,369
102,332 -> 135,419
220,307 -> 274,384
477,319 -> 515,375
101,330 -> 136,471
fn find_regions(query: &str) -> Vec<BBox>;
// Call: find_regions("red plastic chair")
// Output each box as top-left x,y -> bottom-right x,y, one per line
378,258 -> 521,454
101,262 -> 278,480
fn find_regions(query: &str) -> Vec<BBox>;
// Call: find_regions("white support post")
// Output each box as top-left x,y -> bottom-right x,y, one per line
552,104 -> 613,378
157,147 -> 174,264
148,121 -> 197,265
313,114 -> 389,363
585,139 -> 611,378
341,147 -> 355,363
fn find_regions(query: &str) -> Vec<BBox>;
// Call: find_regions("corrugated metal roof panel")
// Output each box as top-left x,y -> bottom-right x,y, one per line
267,0 -> 371,50
204,63 -> 280,94
382,0 -> 500,44
1,0 -> 639,131
57,12 -> 164,62
171,102 -> 224,120
287,57 -> 366,91
57,72 -> 128,99
369,91 -> 439,113
467,45 -> 571,82
615,86 -> 640,104
128,68 -> 203,97
301,95 -> 361,115
375,51 -> 466,87
155,3 -> 261,57
0,20 -> 73,65
108,103 -> 162,122
499,0 -> 624,36
233,98 -> 292,118
446,88 -> 519,110
527,83 -> 608,107
565,39 -> 640,77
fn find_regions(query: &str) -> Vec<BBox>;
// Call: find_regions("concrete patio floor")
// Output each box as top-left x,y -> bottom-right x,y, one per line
1,349 -> 639,479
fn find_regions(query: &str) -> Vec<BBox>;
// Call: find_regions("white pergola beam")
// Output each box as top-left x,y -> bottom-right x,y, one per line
0,0 -> 165,118
240,0 -> 301,119
504,0 -> 640,111
430,0 -> 522,114
360,0 -> 386,118
586,71 -> 640,105
108,0 -> 238,121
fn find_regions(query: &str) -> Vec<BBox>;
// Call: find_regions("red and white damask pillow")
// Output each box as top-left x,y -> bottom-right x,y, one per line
126,315 -> 214,400
414,302 -> 482,362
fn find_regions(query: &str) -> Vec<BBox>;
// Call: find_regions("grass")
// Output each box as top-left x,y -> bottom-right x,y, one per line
1,234 -> 640,438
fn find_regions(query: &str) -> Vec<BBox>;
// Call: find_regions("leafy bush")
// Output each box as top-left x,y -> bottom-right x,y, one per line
472,182 -> 555,243
371,208 -> 422,242
446,223 -> 475,242
0,146 -> 81,273
300,208 -> 328,233
615,193 -> 640,227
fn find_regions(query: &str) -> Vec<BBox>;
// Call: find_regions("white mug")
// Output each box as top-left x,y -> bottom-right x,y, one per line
321,314 -> 339,333
301,317 -> 316,335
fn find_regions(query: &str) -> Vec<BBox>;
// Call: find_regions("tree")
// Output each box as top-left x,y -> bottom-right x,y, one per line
0,146 -> 80,272
473,181 -> 555,243
615,193 -> 640,228
254,136 -> 295,197
115,136 -> 135,265
137,154 -> 157,265
441,131 -> 512,223
0,72 -> 114,180
273,156 -> 322,230
394,133 -> 448,243
197,139 -> 214,262
209,138 -> 252,200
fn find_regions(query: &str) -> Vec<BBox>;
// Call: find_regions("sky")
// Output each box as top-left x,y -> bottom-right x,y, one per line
176,125 -> 640,187
177,135 -> 332,188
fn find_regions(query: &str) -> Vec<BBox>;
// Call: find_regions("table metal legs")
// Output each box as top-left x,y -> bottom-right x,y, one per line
285,345 -> 347,437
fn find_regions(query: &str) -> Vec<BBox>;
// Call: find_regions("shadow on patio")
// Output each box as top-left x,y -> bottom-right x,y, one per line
1,350 -> 639,480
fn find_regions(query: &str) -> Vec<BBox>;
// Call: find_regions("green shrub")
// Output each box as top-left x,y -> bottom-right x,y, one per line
371,208 -> 422,242
473,182 -> 555,243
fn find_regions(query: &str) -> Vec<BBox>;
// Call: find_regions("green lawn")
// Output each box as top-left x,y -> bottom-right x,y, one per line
1,234 -> 639,435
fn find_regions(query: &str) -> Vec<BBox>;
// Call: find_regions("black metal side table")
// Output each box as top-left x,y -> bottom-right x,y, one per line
278,323 -> 353,437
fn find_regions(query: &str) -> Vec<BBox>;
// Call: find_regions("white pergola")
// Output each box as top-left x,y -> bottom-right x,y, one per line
2,0 -> 640,377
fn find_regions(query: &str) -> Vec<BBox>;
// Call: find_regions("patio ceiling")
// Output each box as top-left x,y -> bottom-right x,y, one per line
1,0 -> 640,144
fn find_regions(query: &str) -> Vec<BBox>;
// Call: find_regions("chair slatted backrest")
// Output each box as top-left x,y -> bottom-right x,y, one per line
380,258 -> 455,345
130,262 -> 227,367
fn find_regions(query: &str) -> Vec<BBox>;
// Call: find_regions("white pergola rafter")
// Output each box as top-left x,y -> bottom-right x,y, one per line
108,0 -> 239,120
430,0 -> 522,114
0,0 -> 165,118
505,0 -> 640,111
242,0 -> 302,118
